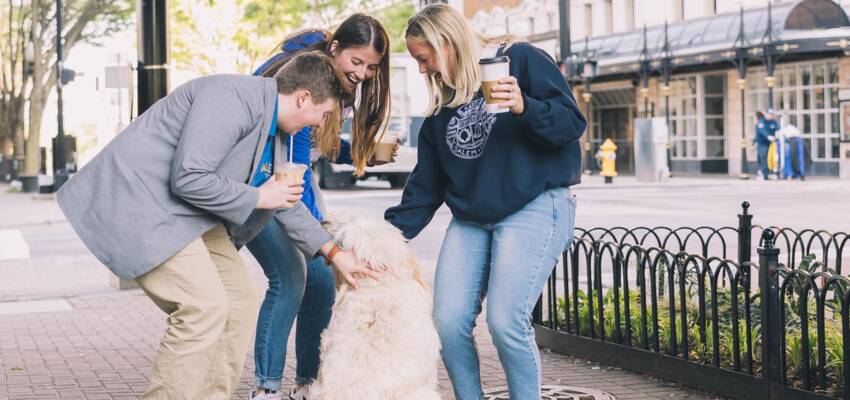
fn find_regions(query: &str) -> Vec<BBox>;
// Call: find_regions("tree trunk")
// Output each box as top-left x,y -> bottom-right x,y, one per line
23,86 -> 45,176
22,0 -> 43,176
13,97 -> 25,162
1,138 -> 11,157
0,98 -> 7,156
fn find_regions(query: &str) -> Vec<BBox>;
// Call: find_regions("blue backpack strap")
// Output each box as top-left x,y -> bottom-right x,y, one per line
253,30 -> 329,76
281,30 -> 328,52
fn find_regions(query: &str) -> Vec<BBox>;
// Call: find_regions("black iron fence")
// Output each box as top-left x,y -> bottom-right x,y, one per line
533,202 -> 850,400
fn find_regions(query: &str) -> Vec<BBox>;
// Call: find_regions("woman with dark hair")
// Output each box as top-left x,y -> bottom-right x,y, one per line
246,14 -> 393,400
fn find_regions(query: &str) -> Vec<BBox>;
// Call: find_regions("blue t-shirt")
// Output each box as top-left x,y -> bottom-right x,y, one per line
250,100 -> 278,187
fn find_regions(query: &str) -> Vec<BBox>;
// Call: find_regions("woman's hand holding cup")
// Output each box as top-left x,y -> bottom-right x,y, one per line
489,76 -> 525,115
369,132 -> 400,166
480,55 -> 513,114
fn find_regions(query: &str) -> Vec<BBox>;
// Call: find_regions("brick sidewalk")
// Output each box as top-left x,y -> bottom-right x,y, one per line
0,256 -> 724,400
0,182 -> 726,400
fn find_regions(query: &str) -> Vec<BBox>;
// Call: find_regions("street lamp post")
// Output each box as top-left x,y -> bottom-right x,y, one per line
564,36 -> 597,175
725,7 -> 751,180
559,0 -> 570,65
763,3 -> 777,110
54,0 -> 69,190
738,77 -> 749,178
659,22 -> 673,175
138,0 -> 169,115
578,37 -> 597,175
582,71 -> 594,174
637,25 -> 651,117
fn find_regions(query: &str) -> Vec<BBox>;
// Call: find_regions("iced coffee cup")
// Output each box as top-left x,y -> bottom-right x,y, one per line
479,55 -> 511,114
373,132 -> 399,163
274,162 -> 307,185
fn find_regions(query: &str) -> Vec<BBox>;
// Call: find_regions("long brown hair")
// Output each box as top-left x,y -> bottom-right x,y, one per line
260,15 -> 391,176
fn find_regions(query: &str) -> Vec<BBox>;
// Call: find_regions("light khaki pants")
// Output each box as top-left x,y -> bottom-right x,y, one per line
135,225 -> 260,400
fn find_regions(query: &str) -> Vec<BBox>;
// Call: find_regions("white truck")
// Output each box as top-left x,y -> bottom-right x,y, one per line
313,54 -> 428,189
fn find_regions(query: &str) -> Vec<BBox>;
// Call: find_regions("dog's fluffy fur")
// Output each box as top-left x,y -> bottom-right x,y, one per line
309,214 -> 441,400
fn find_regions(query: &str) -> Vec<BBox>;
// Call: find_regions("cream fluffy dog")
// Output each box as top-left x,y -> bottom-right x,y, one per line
309,214 -> 442,400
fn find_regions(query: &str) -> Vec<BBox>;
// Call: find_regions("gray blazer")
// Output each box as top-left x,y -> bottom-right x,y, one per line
57,74 -> 332,279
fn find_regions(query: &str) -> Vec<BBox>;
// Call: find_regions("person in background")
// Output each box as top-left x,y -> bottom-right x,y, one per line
755,109 -> 780,180
776,115 -> 811,180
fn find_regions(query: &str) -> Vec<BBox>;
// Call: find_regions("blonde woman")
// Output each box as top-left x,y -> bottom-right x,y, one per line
385,4 -> 586,400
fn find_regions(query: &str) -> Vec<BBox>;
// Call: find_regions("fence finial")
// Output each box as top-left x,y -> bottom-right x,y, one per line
741,201 -> 750,215
761,229 -> 775,249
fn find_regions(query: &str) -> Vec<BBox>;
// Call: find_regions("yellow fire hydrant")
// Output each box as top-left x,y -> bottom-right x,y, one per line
596,138 -> 618,184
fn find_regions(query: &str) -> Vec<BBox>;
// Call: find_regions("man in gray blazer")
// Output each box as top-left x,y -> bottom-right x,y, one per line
57,52 -> 375,400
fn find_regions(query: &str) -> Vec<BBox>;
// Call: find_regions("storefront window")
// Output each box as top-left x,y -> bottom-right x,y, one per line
747,60 -> 841,161
829,63 -> 839,84
703,74 -> 726,159
661,77 -> 699,159
659,74 -> 726,160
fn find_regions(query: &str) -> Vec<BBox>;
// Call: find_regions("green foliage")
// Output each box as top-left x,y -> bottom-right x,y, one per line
374,2 -> 416,53
553,284 -> 845,397
170,0 -> 418,75
234,0 -> 312,71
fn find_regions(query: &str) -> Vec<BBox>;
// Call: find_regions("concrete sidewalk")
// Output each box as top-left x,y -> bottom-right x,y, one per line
0,185 -> 65,229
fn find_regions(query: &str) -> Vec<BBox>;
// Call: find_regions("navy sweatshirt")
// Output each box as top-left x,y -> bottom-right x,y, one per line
385,42 -> 587,239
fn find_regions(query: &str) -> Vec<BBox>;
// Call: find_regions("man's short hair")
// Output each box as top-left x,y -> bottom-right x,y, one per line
274,51 -> 345,104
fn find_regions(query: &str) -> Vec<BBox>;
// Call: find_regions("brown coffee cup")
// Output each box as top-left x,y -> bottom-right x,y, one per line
373,132 -> 399,163
479,55 -> 510,113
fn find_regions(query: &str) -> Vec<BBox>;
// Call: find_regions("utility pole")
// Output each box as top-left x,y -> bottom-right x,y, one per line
559,0 -> 571,64
137,0 -> 169,115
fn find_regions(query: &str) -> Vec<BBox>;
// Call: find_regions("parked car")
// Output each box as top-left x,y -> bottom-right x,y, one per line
314,117 -> 420,189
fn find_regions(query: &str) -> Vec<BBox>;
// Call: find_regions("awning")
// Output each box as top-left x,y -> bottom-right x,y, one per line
570,0 -> 850,82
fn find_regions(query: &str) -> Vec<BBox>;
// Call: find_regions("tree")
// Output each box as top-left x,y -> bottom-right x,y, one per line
169,0 -> 416,79
0,0 -> 132,176
0,1 -> 30,161
232,0 -> 311,74
169,0 -> 313,76
375,1 -> 415,53
170,0 -> 251,76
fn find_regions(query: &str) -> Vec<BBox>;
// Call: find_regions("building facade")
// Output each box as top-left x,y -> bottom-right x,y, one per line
468,0 -> 850,177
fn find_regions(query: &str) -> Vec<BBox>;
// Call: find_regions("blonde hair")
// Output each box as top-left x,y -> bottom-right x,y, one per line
405,4 -> 519,115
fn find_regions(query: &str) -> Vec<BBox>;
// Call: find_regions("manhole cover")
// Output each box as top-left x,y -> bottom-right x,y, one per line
483,385 -> 615,400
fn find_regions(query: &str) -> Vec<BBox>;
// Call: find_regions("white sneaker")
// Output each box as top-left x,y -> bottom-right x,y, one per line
251,390 -> 283,400
289,386 -> 310,400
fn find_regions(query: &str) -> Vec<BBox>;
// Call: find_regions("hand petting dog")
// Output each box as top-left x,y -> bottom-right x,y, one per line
321,242 -> 382,290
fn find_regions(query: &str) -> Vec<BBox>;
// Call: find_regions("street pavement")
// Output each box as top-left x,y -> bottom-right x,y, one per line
3,175 -> 848,399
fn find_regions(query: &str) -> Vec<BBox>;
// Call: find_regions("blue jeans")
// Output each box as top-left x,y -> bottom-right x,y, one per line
757,144 -> 770,179
246,220 -> 336,391
433,187 -> 577,400
295,255 -> 335,385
